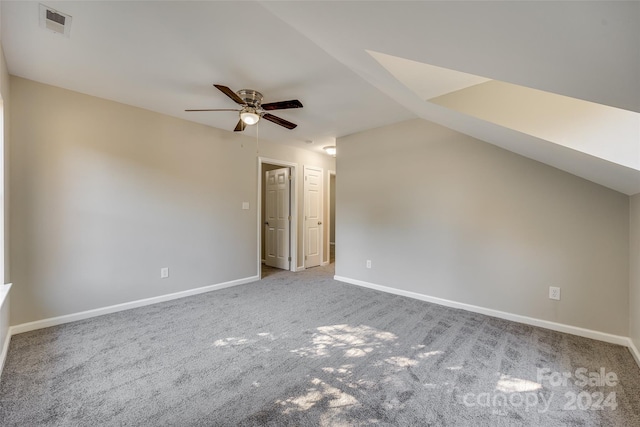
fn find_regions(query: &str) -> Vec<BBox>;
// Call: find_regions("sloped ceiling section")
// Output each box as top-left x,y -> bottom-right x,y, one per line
262,1 -> 640,195
366,51 -> 491,101
431,79 -> 640,171
263,1 -> 640,113
370,50 -> 640,172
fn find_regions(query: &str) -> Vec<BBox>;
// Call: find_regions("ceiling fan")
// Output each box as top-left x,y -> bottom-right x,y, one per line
186,84 -> 303,132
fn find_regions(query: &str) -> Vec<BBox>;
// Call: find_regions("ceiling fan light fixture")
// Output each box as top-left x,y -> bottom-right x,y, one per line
240,110 -> 260,125
324,146 -> 337,156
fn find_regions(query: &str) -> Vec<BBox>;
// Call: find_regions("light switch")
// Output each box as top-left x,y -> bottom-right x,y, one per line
242,202 -> 250,210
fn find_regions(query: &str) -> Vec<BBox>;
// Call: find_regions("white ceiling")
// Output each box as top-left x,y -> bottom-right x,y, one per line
2,1 -> 640,194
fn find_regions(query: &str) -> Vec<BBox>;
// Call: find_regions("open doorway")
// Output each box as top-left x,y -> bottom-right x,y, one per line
258,158 -> 298,278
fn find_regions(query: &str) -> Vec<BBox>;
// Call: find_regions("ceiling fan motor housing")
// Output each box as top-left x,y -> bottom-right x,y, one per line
237,89 -> 264,107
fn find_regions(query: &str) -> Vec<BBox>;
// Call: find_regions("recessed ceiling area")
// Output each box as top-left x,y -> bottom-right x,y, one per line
371,50 -> 640,172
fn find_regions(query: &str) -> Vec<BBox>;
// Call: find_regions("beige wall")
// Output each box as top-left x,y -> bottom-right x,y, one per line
630,194 -> 640,350
336,118 -> 629,336
7,74 -> 633,345
9,76 -> 332,325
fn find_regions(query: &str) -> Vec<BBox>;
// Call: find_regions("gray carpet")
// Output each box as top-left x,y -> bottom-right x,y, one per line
1,264 -> 639,426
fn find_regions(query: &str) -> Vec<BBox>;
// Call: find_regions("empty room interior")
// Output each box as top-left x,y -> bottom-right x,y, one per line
0,1 -> 639,425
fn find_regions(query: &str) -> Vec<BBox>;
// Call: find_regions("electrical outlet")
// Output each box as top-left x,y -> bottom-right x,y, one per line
366,260 -> 372,269
161,267 -> 169,279
549,286 -> 560,301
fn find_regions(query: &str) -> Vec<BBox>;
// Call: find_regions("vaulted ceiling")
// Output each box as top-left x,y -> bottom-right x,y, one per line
2,1 -> 639,194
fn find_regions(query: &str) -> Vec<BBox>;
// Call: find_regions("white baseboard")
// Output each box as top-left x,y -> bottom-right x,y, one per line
334,275 -> 631,348
297,265 -> 305,271
321,261 -> 330,266
9,275 -> 260,336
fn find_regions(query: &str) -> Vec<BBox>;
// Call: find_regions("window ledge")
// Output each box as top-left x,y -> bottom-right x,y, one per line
0,283 -> 12,308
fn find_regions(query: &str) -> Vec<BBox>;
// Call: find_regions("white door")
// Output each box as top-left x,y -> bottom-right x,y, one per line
304,166 -> 323,268
265,168 -> 290,270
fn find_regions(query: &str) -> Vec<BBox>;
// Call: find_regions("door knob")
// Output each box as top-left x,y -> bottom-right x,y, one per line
318,221 -> 322,225
264,222 -> 269,225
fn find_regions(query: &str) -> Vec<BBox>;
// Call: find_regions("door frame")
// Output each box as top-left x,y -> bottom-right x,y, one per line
258,157 -> 298,275
324,169 -> 336,266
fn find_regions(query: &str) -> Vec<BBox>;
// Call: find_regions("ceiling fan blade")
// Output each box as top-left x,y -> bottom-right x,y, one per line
234,119 -> 246,132
262,113 -> 297,130
214,84 -> 245,105
185,108 -> 241,112
261,99 -> 303,111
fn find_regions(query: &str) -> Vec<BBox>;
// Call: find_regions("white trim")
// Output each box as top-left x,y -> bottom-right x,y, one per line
0,328 -> 9,376
628,339 -> 640,367
0,283 -> 11,377
10,275 -> 259,336
0,98 -> 5,288
0,283 -> 10,309
258,158 -> 298,275
321,261 -> 330,266
326,169 -> 336,266
334,275 -> 631,347
297,265 -> 305,271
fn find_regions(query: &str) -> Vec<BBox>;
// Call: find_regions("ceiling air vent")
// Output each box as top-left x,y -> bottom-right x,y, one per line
39,4 -> 72,37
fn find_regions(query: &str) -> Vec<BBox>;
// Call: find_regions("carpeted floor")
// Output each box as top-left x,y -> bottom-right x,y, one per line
1,264 -> 639,426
